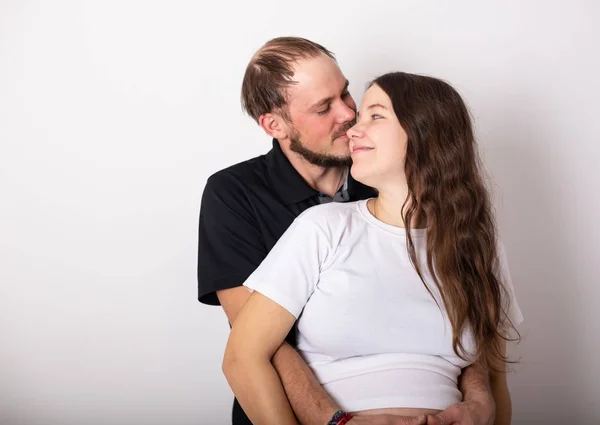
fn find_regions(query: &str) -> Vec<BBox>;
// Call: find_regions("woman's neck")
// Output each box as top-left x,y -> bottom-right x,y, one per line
371,184 -> 425,229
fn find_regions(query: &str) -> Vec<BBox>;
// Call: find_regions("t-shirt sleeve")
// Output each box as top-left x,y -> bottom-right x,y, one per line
243,215 -> 329,319
497,241 -> 524,329
197,172 -> 267,306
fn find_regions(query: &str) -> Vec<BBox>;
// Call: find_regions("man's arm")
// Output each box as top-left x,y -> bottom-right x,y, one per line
426,362 -> 495,425
461,363 -> 496,424
273,343 -> 340,424
428,342 -> 515,425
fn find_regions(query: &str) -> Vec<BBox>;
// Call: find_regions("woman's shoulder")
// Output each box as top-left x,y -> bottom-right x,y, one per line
296,200 -> 365,224
290,201 -> 367,242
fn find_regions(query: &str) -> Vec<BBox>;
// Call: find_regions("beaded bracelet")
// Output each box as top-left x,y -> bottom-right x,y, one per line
327,410 -> 354,425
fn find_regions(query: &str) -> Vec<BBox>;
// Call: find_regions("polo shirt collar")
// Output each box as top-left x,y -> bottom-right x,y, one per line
266,138 -> 375,205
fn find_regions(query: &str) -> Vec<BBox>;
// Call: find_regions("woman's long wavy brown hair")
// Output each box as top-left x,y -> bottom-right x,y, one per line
372,72 -> 519,371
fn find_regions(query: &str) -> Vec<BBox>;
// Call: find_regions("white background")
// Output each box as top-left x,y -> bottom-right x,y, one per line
1,1 -> 599,424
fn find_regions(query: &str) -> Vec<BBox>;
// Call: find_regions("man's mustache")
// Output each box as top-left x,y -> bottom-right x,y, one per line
332,119 -> 357,140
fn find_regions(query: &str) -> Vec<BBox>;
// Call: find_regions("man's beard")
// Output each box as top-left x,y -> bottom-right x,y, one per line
289,121 -> 355,168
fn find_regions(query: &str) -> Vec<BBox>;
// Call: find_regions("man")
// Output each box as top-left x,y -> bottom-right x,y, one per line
198,37 -> 500,425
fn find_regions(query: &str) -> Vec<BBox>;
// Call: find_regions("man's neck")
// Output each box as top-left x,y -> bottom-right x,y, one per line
281,145 -> 347,198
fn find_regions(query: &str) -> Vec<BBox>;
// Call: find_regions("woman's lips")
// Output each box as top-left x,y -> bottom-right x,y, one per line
351,146 -> 374,154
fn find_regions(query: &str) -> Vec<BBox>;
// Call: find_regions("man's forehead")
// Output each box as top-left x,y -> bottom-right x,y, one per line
286,59 -> 347,109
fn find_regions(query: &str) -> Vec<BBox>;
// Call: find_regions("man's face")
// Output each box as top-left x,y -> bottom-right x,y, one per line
282,55 -> 357,167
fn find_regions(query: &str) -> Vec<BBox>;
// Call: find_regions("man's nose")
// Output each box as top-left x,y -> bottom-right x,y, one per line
336,101 -> 356,123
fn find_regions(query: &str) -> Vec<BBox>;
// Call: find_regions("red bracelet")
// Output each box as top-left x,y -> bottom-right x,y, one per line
327,410 -> 354,425
337,413 -> 353,425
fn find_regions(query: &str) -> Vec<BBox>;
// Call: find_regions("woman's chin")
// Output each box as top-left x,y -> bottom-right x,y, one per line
350,165 -> 375,188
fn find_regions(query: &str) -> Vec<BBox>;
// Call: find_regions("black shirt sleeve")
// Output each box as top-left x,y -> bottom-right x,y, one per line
197,171 -> 267,305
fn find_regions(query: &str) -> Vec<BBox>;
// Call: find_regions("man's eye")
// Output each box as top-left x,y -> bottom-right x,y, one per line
317,105 -> 331,116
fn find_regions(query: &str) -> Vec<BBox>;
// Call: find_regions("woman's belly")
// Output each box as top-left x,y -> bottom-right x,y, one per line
320,367 -> 462,414
353,407 -> 442,417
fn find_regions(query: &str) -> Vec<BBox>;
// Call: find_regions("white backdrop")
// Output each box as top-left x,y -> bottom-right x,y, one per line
1,1 -> 599,424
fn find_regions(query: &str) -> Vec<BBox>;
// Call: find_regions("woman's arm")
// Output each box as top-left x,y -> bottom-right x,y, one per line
222,290 -> 299,425
218,286 -> 340,425
490,339 -> 512,425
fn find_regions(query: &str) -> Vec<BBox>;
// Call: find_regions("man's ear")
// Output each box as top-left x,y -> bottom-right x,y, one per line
259,112 -> 289,140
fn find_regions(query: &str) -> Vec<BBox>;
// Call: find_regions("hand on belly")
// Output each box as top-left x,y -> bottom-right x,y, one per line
353,407 -> 442,419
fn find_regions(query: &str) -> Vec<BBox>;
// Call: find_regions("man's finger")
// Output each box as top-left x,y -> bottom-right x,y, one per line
350,413 -> 429,425
391,414 -> 427,425
413,414 -> 428,425
426,413 -> 452,425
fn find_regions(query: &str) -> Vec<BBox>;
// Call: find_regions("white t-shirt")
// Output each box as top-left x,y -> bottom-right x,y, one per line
243,199 -> 523,412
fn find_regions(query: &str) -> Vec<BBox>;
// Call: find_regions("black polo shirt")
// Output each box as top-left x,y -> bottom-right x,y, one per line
197,139 -> 376,424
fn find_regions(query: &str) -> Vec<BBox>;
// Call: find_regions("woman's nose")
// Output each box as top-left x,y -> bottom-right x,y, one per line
346,123 -> 363,139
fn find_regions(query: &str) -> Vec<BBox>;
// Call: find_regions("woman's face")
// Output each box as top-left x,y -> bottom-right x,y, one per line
346,84 -> 408,189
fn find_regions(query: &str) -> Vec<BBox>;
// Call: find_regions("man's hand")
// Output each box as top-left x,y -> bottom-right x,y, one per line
349,414 -> 427,425
426,397 -> 495,425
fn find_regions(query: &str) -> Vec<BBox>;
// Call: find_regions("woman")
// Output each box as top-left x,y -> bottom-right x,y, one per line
222,72 -> 523,425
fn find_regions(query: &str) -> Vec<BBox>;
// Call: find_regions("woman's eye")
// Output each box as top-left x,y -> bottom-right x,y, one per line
372,114 -> 383,120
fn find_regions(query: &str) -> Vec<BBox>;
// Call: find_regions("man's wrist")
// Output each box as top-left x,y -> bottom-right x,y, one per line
465,393 -> 495,425
315,406 -> 342,425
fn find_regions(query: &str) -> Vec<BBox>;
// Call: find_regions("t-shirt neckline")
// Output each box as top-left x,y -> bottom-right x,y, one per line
357,198 -> 427,237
